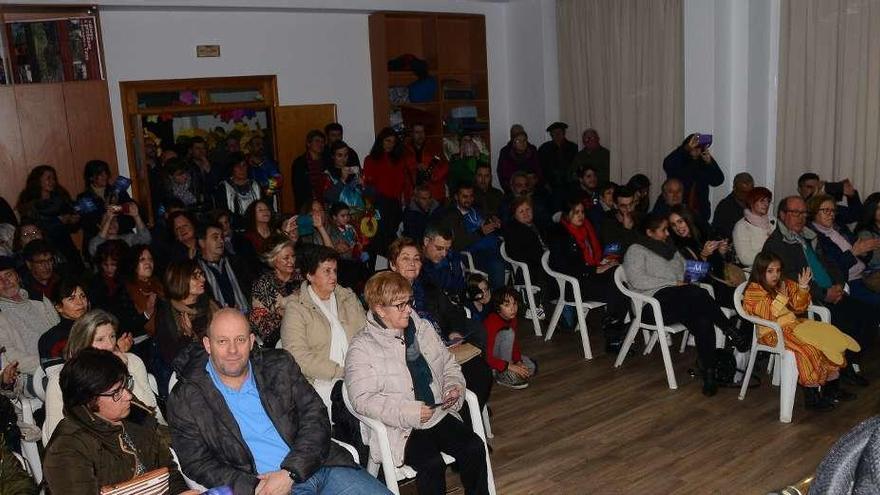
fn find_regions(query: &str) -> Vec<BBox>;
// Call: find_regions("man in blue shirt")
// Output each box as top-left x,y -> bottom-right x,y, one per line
167,309 -> 389,494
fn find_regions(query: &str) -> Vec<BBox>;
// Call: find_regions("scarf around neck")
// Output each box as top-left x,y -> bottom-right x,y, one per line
744,208 -> 771,231
637,235 -> 678,261
561,218 -> 602,266
375,313 -> 435,405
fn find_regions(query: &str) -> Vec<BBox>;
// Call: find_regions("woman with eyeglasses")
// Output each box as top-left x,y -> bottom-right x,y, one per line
43,309 -> 163,445
44,348 -> 196,495
809,194 -> 880,307
387,237 -> 493,418
345,271 -> 489,495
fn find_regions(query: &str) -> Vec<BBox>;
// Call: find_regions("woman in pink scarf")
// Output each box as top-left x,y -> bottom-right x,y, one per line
733,187 -> 775,267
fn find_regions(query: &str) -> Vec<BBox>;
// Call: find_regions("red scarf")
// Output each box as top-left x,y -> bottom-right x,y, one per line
561,218 -> 602,266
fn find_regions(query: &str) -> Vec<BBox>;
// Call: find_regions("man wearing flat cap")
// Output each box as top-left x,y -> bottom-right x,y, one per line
538,122 -> 578,205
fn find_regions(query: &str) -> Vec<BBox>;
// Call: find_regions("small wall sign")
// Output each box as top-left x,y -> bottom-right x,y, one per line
196,45 -> 221,58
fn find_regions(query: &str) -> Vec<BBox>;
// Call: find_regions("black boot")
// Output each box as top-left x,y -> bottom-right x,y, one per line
823,379 -> 857,403
841,364 -> 870,387
720,317 -> 751,353
803,386 -> 835,411
702,368 -> 718,397
603,316 -> 625,353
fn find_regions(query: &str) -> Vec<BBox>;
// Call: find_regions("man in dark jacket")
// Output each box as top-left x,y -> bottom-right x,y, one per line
599,186 -> 640,255
761,196 -> 875,385
711,172 -> 753,240
570,128 -> 611,184
167,309 -> 387,494
538,122 -> 578,199
432,184 -> 505,288
662,133 -> 725,222
402,185 -> 439,242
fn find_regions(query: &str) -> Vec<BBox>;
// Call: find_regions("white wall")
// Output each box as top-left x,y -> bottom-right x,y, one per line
684,0 -> 780,210
504,0 -> 559,141
84,0 -> 521,180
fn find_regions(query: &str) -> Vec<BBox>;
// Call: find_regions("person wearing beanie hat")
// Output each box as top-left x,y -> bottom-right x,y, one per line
0,255 -> 59,374
732,187 -> 774,267
712,172 -> 755,241
538,121 -> 577,206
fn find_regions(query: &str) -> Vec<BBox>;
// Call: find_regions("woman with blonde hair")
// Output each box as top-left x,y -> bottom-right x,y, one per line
345,271 -> 488,495
249,235 -> 301,347
43,309 -> 161,443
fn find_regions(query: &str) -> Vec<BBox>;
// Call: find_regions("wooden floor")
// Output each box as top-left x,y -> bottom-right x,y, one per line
434,318 -> 879,494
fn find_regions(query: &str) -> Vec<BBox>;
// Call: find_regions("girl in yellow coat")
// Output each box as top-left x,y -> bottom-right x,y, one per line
743,252 -> 860,411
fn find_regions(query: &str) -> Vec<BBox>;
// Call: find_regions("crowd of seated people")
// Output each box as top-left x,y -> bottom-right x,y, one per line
1,119 -> 880,494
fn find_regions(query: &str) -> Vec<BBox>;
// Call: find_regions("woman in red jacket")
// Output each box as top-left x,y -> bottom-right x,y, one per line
483,286 -> 536,390
363,127 -> 408,255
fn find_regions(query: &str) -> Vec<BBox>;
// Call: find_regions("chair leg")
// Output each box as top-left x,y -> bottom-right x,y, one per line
645,332 -> 659,354
679,330 -> 690,353
779,350 -> 798,423
574,298 -> 592,360
544,298 -> 565,341
738,342 -> 760,400
657,329 -> 679,389
614,319 -> 641,367
772,356 -> 782,387
525,283 -> 543,337
482,406 -> 493,439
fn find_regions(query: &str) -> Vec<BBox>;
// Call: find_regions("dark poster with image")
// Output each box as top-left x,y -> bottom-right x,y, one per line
5,16 -> 101,84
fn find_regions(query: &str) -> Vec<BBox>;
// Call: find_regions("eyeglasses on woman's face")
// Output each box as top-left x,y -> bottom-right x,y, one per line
386,298 -> 414,312
98,375 -> 134,402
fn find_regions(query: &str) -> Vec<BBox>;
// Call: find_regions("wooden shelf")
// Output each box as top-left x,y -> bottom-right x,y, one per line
369,12 -> 490,141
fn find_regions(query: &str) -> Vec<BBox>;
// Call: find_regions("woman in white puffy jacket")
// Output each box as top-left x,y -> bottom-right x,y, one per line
345,271 -> 488,495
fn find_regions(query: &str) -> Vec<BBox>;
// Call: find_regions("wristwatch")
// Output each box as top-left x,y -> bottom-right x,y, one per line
286,469 -> 300,483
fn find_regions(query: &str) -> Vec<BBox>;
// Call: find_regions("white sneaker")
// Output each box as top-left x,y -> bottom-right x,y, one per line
525,307 -> 546,320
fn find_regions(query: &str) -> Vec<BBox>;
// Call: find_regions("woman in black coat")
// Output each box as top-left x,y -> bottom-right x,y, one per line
547,198 -> 629,352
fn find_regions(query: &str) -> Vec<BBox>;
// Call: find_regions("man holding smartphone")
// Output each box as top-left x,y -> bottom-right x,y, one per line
662,133 -> 725,222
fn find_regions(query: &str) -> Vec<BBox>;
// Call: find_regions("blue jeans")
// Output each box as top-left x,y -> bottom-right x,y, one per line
292,466 -> 391,494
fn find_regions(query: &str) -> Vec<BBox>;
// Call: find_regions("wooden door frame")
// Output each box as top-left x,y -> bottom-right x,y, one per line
119,75 -> 278,224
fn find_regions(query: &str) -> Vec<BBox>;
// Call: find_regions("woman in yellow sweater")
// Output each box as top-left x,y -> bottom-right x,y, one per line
742,252 -> 860,411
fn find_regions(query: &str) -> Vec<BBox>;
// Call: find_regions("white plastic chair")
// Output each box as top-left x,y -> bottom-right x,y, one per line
540,251 -> 606,360
343,388 -> 495,495
171,447 -> 209,492
675,282 -> 736,354
733,282 -> 833,422
499,242 -> 543,336
374,255 -> 389,271
613,268 -> 688,389
16,395 -> 43,484
732,282 -> 798,423
460,251 -> 488,278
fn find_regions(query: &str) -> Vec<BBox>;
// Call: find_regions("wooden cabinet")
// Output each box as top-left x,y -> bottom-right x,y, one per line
0,6 -> 116,212
368,12 -> 490,149
0,80 -> 117,208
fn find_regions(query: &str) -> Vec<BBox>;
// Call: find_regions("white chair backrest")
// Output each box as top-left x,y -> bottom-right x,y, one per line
733,282 -> 785,353
168,372 -> 178,394
31,365 -> 50,402
613,266 -> 635,298
375,255 -> 389,271
499,242 -> 517,266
